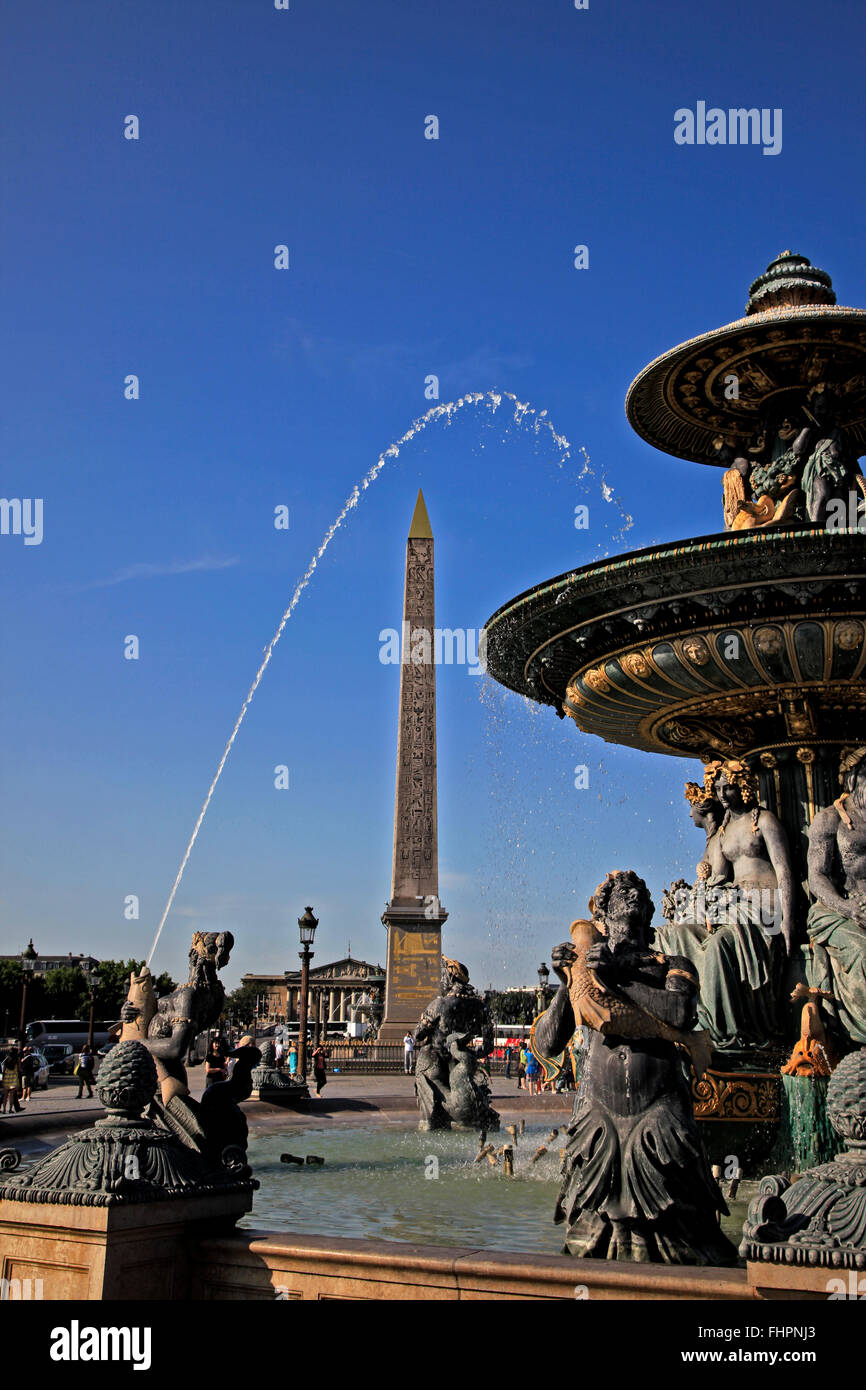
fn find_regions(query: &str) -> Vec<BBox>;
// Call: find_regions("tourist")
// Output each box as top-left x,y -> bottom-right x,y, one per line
517,1046 -> 527,1090
204,1035 -> 229,1088
1,1048 -> 22,1113
503,1042 -> 514,1079
287,1042 -> 298,1076
274,1038 -> 285,1069
402,1031 -> 415,1074
75,1045 -> 95,1099
19,1045 -> 39,1101
525,1049 -> 541,1096
312,1043 -> 327,1095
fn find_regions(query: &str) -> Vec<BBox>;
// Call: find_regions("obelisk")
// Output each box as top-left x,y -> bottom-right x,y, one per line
379,491 -> 448,1041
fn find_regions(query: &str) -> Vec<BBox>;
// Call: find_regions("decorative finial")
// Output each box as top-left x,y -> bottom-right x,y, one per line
746,251 -> 836,315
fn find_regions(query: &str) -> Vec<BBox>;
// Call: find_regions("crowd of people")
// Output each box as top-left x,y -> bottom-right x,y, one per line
203,1032 -> 329,1096
0,1042 -> 97,1112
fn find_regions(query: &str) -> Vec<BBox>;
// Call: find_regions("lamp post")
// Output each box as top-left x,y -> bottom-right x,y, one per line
536,961 -> 551,1015
83,962 -> 100,1049
297,906 -> 318,1078
19,940 -> 37,1043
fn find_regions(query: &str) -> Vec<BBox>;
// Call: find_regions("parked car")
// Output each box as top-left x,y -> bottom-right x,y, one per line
40,1043 -> 76,1076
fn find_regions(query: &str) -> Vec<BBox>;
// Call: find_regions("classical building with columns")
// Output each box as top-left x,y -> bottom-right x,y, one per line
240,956 -> 385,1030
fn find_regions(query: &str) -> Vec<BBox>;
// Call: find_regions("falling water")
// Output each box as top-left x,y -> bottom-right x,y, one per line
147,390 -> 627,967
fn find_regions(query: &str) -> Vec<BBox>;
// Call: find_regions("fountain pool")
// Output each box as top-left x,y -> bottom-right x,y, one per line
241,1123 -> 756,1257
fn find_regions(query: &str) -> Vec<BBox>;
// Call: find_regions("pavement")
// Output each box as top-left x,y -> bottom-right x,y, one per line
0,1070 -> 574,1148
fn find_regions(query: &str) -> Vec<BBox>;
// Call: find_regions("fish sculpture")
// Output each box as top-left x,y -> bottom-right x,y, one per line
564,918 -> 711,1078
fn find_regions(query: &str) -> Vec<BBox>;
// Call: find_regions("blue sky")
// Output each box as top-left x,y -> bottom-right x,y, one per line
2,0 -> 865,992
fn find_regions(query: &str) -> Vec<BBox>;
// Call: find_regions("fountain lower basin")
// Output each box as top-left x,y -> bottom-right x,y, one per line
240,1122 -> 755,1257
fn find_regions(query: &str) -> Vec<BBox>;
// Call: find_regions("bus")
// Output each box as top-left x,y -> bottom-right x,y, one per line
25,1018 -> 113,1051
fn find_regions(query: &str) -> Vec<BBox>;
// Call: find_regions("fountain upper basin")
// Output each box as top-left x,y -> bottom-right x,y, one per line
482,526 -> 866,761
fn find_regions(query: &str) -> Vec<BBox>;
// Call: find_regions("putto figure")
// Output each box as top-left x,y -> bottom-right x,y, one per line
806,746 -> 866,1045
413,956 -> 499,1132
535,870 -> 737,1265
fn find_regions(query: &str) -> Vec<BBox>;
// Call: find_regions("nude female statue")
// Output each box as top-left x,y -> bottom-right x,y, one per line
656,763 -> 794,1051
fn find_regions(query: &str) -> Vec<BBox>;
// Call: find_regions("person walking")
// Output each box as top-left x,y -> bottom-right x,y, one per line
204,1035 -> 228,1089
517,1046 -> 527,1090
525,1050 -> 541,1097
504,1042 -> 514,1079
19,1046 -> 39,1101
1,1048 -> 22,1113
402,1031 -> 415,1074
311,1043 -> 327,1096
274,1038 -> 285,1070
75,1045 -> 95,1099
287,1043 -> 298,1076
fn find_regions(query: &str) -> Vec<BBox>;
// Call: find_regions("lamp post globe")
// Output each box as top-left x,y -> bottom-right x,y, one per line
83,961 -> 100,1049
536,961 -> 550,1014
19,940 -> 38,1043
297,907 -> 318,1077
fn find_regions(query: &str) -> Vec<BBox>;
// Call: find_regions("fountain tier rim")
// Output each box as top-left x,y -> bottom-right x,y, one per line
625,304 -> 866,465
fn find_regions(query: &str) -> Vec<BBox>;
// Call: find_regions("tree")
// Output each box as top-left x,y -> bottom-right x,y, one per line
92,960 -> 176,1021
484,989 -> 537,1025
224,981 -> 259,1026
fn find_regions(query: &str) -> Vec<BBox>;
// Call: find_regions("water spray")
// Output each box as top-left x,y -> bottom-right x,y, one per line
146,391 -> 630,967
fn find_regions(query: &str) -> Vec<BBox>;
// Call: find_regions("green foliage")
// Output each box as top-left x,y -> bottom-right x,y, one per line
484,989 -> 538,1025
92,960 -> 176,1020
224,981 -> 259,1025
0,957 -> 177,1035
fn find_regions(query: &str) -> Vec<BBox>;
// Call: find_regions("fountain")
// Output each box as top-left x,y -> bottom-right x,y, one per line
483,251 -> 866,1176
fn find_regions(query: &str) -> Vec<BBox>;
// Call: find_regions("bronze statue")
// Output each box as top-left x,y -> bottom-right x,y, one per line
806,746 -> 866,1045
655,766 -> 792,1051
800,385 -> 864,524
535,870 -> 736,1264
120,932 -> 235,1151
413,956 -> 499,1132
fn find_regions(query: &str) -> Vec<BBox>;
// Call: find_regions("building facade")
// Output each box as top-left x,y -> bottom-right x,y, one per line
240,956 -> 385,1030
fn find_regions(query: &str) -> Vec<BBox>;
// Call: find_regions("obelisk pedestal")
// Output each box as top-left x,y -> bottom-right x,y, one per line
379,491 -> 448,1041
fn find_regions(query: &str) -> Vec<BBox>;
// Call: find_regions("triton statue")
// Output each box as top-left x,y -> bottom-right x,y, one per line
120,932 -> 250,1161
413,956 -> 499,1132
534,870 -> 737,1265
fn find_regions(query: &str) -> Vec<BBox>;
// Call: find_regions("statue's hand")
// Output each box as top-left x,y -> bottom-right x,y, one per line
120,1002 -> 140,1024
583,942 -> 614,974
551,942 -> 576,981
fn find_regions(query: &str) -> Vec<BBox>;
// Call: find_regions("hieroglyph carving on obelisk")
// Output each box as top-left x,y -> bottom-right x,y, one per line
379,491 -> 448,1039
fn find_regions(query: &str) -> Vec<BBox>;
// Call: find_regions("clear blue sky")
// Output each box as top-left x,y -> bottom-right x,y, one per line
2,0 -> 865,992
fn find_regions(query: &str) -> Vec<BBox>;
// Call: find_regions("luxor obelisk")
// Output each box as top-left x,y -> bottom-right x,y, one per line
379,490 -> 448,1041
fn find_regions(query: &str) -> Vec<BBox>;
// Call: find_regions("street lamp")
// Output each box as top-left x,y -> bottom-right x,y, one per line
297,906 -> 318,1078
83,962 -> 100,1049
536,961 -> 551,1015
19,940 -> 37,1043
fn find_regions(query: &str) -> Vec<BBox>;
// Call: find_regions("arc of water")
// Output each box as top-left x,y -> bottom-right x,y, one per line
145,390 -> 628,967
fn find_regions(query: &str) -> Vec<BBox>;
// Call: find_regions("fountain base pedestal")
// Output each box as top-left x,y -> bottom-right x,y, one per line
0,1189 -> 253,1300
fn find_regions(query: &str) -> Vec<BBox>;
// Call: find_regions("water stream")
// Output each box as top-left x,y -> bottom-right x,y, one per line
146,393 -> 631,967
